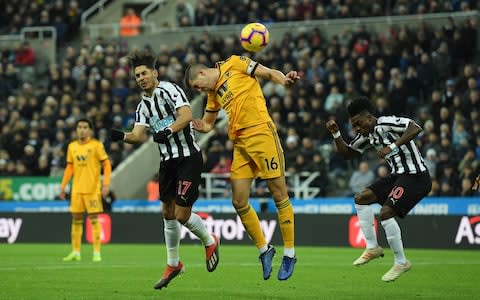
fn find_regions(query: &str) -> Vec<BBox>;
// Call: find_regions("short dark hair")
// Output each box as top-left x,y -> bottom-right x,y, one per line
183,63 -> 207,90
127,50 -> 156,70
346,97 -> 373,118
75,118 -> 93,129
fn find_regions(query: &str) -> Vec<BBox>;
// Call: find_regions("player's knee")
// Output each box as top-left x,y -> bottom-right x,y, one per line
175,206 -> 191,224
354,189 -> 375,205
271,190 -> 288,202
72,213 -> 83,221
268,184 -> 288,202
232,197 -> 248,209
162,201 -> 175,219
353,192 -> 368,204
175,214 -> 189,224
380,205 -> 396,220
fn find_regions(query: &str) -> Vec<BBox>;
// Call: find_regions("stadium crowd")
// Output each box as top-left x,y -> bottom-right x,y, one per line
0,0 -> 98,42
181,0 -> 479,26
0,2 -> 479,197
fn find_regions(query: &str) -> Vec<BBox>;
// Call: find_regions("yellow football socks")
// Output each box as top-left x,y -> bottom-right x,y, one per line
237,204 -> 267,249
275,198 -> 294,249
89,215 -> 101,253
71,219 -> 83,253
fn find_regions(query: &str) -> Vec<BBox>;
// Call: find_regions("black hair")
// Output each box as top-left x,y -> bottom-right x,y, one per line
75,118 -> 93,129
127,50 -> 156,70
346,96 -> 374,118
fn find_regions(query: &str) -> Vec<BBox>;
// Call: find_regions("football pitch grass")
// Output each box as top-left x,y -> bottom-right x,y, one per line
1,244 -> 478,300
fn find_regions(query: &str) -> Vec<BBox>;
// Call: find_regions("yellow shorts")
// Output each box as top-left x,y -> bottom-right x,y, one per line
231,122 -> 285,180
70,192 -> 103,214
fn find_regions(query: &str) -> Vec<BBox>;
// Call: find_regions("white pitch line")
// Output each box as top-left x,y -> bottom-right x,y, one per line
1,260 -> 479,271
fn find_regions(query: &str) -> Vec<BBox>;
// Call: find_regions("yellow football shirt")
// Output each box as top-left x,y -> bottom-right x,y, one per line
66,138 -> 109,194
206,55 -> 272,139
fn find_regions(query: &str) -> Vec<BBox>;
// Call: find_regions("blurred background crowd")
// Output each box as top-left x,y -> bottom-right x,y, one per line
0,0 -> 479,197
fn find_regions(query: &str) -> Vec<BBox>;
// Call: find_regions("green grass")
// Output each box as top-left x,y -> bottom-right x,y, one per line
0,244 -> 478,300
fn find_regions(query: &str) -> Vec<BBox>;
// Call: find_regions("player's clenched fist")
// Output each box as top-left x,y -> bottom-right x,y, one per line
326,120 -> 339,134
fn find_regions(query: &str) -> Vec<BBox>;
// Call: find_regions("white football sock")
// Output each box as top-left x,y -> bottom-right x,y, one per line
355,204 -> 378,249
184,213 -> 214,246
259,245 -> 269,254
164,218 -> 180,266
381,217 -> 407,265
284,247 -> 295,258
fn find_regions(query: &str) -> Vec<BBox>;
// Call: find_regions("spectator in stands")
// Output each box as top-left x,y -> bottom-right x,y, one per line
424,148 -> 438,178
176,0 -> 194,27
146,173 -> 160,202
348,161 -> 375,195
119,8 -> 142,37
66,0 -> 83,39
459,177 -> 474,196
14,41 -> 36,66
0,158 -> 7,177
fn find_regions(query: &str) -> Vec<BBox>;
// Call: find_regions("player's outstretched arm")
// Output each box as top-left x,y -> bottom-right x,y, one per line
326,120 -> 358,160
253,64 -> 300,86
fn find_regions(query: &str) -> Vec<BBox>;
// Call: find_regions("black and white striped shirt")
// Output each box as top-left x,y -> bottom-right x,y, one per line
134,81 -> 200,161
348,116 -> 427,174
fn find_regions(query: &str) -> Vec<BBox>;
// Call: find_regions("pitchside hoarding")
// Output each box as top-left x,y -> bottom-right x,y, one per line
1,213 -> 479,249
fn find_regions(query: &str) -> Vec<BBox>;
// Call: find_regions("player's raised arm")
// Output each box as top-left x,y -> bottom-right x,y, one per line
326,120 -> 358,160
253,64 -> 300,87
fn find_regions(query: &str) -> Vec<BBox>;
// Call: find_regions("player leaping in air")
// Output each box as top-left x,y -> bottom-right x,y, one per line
327,97 -> 432,282
185,55 -> 300,281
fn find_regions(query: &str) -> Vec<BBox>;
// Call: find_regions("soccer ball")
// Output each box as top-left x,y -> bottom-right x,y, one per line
240,23 -> 269,52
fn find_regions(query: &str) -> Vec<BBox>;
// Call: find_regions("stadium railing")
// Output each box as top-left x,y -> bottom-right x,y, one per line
199,172 -> 321,199
0,26 -> 57,84
80,0 -> 112,27
81,11 -> 479,47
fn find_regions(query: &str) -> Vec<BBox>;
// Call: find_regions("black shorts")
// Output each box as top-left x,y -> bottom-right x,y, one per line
158,151 -> 203,207
368,171 -> 432,218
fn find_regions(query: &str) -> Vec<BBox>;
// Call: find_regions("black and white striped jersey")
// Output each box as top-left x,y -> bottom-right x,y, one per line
348,116 -> 428,174
134,81 -> 200,161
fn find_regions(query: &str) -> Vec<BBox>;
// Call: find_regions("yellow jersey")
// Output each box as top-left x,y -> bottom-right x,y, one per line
206,55 -> 272,139
65,138 -> 109,194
